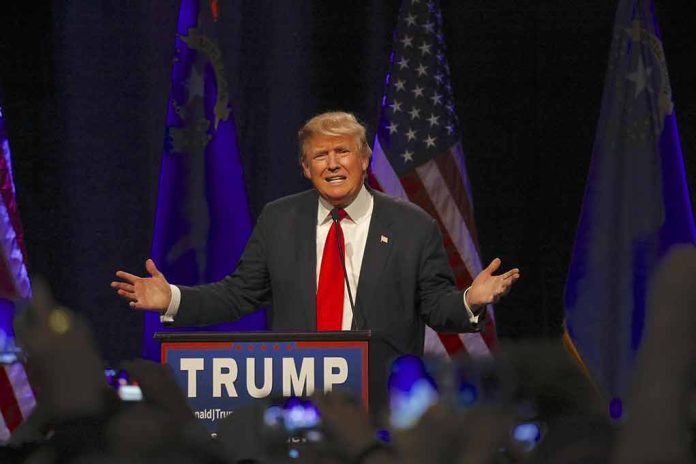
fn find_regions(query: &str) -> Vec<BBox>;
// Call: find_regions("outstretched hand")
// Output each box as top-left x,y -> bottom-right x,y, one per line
111,259 -> 172,312
466,258 -> 520,309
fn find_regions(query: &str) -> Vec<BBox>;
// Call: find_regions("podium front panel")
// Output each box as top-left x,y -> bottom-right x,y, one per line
158,332 -> 369,432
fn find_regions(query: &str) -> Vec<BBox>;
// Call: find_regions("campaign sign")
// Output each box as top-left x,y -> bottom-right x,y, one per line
159,333 -> 369,432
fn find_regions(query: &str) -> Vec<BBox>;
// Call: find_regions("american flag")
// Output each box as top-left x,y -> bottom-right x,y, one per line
0,104 -> 35,442
370,0 -> 496,358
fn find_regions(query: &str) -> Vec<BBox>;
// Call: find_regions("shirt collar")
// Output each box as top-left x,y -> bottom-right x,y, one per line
317,184 -> 373,225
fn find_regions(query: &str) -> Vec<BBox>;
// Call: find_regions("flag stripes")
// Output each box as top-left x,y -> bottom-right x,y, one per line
416,155 -> 481,278
0,363 -> 35,441
372,143 -> 493,358
0,106 -> 35,441
0,365 -> 23,432
370,139 -> 408,201
433,146 -> 480,250
0,119 -> 30,300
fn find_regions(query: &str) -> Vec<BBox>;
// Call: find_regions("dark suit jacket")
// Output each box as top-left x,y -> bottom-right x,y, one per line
172,188 -> 482,410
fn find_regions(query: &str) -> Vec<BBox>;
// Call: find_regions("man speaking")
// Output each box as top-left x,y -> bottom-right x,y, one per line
112,111 -> 519,408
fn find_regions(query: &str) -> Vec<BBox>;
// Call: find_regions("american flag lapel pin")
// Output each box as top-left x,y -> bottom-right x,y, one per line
380,235 -> 389,244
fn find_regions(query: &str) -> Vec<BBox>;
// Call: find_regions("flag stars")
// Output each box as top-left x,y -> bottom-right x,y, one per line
431,92 -> 443,105
418,42 -> 432,56
427,114 -> 440,127
381,3 -> 460,159
186,67 -> 205,104
627,57 -> 653,98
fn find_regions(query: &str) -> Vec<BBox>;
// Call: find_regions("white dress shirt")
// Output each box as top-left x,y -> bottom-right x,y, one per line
315,184 -> 373,329
162,184 -> 478,325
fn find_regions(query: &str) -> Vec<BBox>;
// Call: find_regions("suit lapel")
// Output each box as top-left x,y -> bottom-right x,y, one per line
355,191 -> 394,329
295,190 -> 318,330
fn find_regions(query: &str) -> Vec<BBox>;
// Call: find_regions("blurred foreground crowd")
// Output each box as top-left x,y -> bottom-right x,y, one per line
1,246 -> 694,464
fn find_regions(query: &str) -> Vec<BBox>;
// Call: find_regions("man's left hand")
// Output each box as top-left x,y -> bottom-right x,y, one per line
466,258 -> 520,310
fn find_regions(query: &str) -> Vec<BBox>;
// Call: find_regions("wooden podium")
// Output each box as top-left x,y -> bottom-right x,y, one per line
155,331 -> 370,432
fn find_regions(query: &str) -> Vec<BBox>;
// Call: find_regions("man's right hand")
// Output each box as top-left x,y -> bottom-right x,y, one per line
111,258 -> 172,312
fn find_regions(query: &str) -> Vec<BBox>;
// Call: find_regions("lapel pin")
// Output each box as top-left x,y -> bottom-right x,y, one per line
380,235 -> 389,244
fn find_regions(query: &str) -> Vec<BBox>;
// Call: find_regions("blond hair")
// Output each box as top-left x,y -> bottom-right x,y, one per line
298,111 -> 372,165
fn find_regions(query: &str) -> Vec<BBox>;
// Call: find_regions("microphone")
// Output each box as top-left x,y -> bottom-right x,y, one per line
330,208 -> 362,329
331,209 -> 403,356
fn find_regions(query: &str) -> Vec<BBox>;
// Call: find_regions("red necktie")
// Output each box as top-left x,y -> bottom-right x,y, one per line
316,208 -> 348,331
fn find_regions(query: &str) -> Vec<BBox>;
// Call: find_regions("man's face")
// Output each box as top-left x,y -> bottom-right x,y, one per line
302,134 -> 369,208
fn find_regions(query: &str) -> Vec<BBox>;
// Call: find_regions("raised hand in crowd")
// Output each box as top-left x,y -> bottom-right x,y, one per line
14,278 -> 114,424
105,359 -> 216,463
612,245 -> 696,464
312,391 -> 395,464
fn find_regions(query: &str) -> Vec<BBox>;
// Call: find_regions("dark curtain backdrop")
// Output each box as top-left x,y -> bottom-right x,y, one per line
1,0 -> 695,364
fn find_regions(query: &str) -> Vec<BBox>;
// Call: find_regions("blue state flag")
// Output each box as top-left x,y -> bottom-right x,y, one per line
143,0 -> 265,360
564,0 -> 696,410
